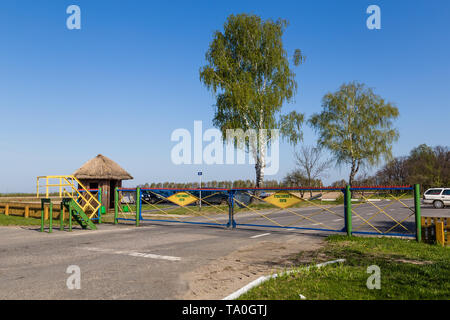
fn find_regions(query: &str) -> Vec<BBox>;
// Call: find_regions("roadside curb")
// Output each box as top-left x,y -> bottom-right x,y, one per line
222,259 -> 346,300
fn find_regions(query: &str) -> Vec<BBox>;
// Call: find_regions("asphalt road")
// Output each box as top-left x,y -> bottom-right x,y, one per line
0,200 -> 447,300
0,222 -> 324,299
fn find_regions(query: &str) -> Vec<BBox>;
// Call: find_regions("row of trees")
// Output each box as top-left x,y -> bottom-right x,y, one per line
144,143 -> 448,190
139,179 -> 283,189
199,13 -> 400,187
350,144 -> 450,190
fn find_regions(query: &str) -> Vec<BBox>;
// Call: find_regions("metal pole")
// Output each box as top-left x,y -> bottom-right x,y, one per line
227,190 -> 236,228
139,187 -> 143,221
345,185 -> 352,236
49,201 -> 53,233
136,188 -> 140,227
231,191 -> 236,229
227,190 -> 232,228
40,200 -> 44,232
199,173 -> 202,211
114,187 -> 118,225
69,206 -> 72,232
98,187 -> 102,224
414,184 -> 422,242
60,202 -> 64,231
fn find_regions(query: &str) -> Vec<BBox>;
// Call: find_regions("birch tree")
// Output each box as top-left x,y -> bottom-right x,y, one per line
309,82 -> 399,186
200,14 -> 304,187
294,145 -> 332,196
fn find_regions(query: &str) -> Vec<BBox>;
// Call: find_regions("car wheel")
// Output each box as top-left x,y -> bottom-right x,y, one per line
433,200 -> 444,209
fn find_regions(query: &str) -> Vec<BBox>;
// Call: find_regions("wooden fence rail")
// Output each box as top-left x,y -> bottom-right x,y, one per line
0,202 -> 66,220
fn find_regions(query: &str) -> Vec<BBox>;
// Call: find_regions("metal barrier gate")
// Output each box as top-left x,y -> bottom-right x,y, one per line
229,187 -> 346,233
115,187 -> 232,227
348,185 -> 419,238
113,185 -> 422,240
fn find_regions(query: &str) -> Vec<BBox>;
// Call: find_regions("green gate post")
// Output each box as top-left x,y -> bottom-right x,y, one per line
414,184 -> 422,242
40,201 -> 45,232
60,202 -> 64,231
48,201 -> 53,233
69,206 -> 72,232
98,187 -> 102,224
136,188 -> 140,227
227,191 -> 232,228
345,185 -> 352,236
114,187 -> 119,224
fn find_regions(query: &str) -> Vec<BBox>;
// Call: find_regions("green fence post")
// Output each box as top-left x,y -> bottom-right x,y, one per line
114,187 -> 118,225
48,201 -> 53,233
414,184 -> 422,242
98,187 -> 102,224
136,188 -> 140,227
227,191 -> 232,228
60,202 -> 64,231
69,206 -> 72,232
40,200 -> 45,232
345,185 -> 352,236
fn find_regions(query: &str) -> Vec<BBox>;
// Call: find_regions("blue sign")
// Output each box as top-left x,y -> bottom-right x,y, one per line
198,172 -> 202,176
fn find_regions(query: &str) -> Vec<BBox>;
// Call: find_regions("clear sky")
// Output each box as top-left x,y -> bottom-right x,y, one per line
0,0 -> 449,192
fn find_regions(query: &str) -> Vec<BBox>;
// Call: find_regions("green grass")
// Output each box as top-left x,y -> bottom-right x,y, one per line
0,214 -> 43,226
0,214 -> 87,227
0,192 -> 60,198
239,235 -> 450,300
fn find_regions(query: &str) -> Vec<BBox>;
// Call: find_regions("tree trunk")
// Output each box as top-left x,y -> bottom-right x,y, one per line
348,160 -> 360,198
254,127 -> 266,189
349,171 -> 356,187
308,179 -> 313,197
255,161 -> 265,188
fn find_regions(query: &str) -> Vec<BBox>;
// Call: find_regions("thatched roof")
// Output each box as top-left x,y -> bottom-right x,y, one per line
73,154 -> 133,180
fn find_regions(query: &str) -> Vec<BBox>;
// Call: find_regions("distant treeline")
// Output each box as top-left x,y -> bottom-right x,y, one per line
139,179 -> 286,189
139,144 -> 448,191
332,144 -> 449,190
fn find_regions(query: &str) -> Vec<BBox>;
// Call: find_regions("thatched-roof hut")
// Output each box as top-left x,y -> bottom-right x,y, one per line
74,154 -> 133,211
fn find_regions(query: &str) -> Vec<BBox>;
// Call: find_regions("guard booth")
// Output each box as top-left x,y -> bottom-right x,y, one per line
73,154 -> 133,211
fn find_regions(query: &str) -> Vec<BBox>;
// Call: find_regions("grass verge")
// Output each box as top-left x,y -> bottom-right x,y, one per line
0,214 -> 43,226
0,214 -> 94,227
239,235 -> 450,300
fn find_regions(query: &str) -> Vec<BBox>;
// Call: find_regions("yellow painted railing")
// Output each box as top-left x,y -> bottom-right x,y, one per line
421,217 -> 449,246
36,175 -> 101,219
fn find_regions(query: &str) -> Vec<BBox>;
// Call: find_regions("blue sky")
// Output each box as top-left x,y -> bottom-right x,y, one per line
0,0 -> 449,192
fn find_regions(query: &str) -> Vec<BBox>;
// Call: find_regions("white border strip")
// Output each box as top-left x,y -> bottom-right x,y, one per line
83,247 -> 181,261
250,233 -> 271,239
222,259 -> 345,300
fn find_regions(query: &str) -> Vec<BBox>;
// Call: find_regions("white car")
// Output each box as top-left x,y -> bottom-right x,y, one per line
423,188 -> 450,209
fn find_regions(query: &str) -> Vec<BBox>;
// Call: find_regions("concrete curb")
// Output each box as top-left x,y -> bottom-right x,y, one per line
222,258 -> 346,300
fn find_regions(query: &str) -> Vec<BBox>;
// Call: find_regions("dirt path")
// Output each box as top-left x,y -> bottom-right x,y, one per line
180,234 -> 325,299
